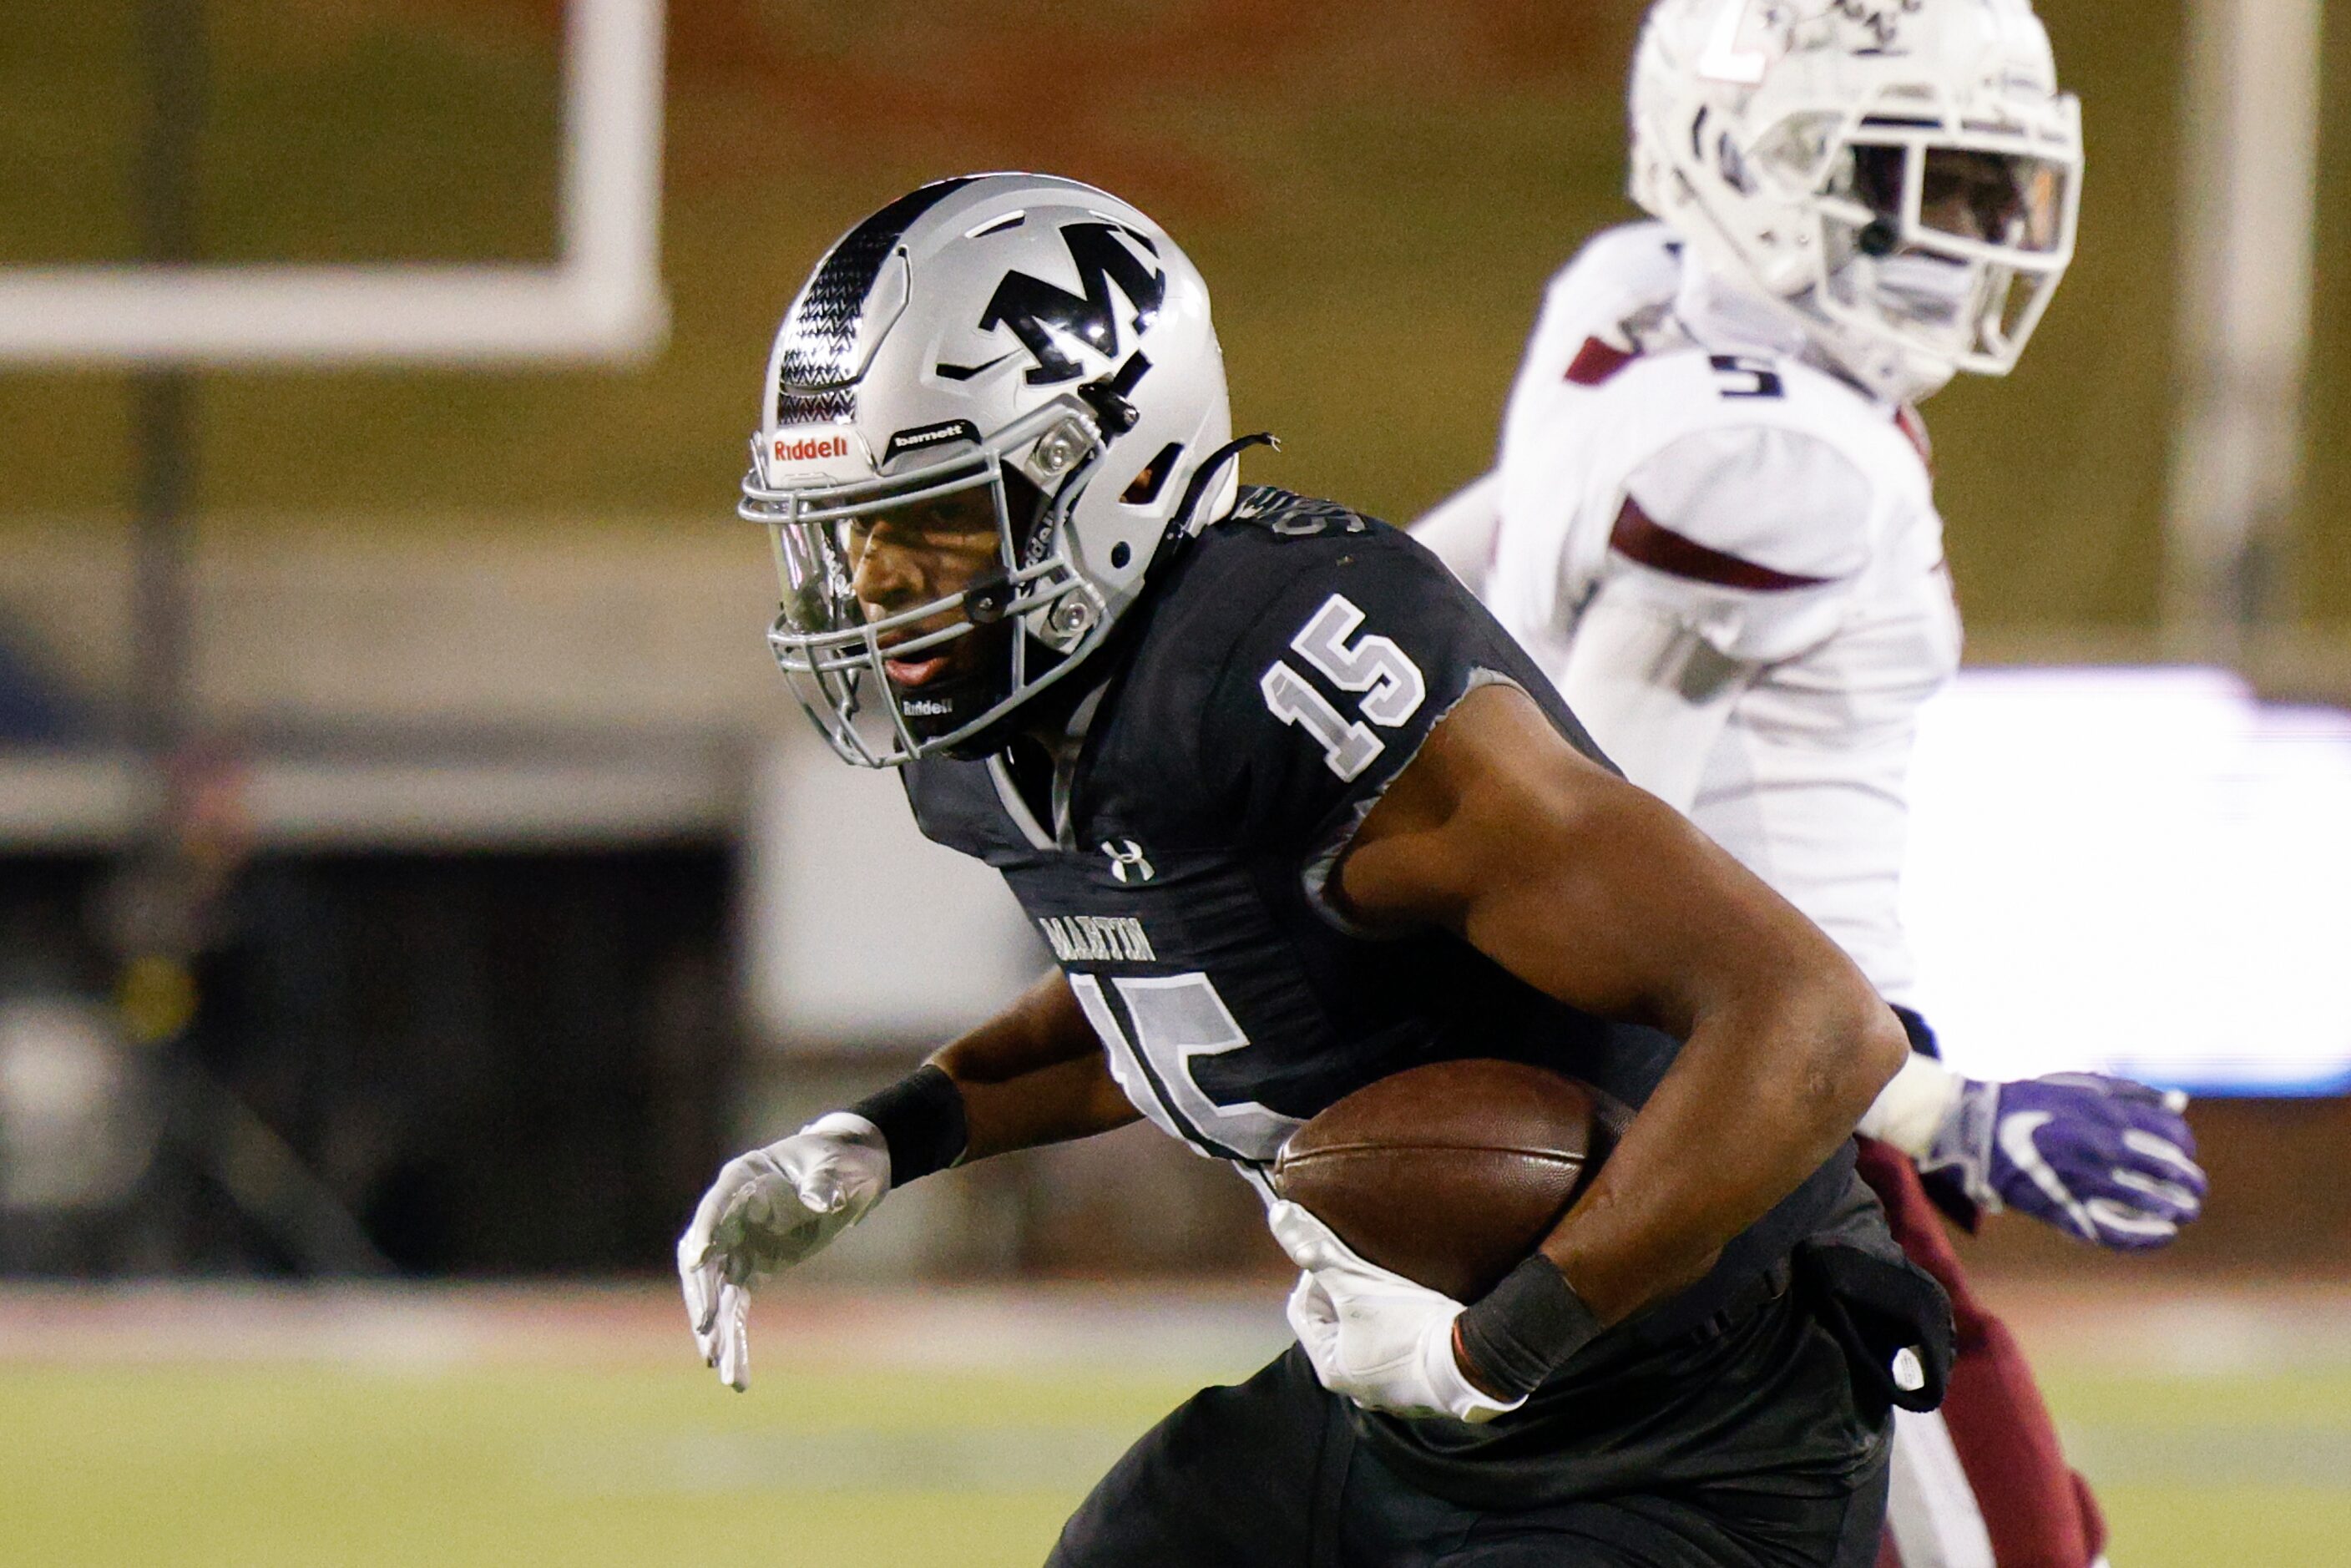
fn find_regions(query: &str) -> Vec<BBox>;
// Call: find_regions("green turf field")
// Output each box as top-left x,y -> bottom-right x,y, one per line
2040,1366 -> 2351,1565
4,1358 -> 1184,1566
4,1297 -> 2347,1567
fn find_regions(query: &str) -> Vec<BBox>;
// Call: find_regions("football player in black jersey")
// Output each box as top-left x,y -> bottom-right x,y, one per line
679,174 -> 1949,1568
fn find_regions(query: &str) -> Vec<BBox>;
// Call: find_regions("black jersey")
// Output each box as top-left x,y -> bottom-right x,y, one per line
904,487 -> 1878,1477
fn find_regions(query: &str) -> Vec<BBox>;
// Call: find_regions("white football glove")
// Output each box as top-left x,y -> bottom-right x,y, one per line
675,1111 -> 890,1390
1267,1200 -> 1524,1424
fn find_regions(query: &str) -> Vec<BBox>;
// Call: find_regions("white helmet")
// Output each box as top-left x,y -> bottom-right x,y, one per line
741,174 -> 1237,766
1630,0 -> 2081,401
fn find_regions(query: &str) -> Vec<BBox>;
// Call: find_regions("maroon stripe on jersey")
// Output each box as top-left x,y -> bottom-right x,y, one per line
1607,497 -> 1834,592
1895,402 -> 1934,468
1564,336 -> 1637,385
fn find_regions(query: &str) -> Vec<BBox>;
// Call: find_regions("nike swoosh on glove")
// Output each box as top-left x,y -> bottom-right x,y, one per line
1267,1200 -> 1523,1424
1919,1074 -> 2207,1251
675,1112 -> 891,1391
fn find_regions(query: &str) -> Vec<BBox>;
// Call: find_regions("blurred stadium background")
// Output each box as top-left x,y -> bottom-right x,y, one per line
1,2 -> 2348,1562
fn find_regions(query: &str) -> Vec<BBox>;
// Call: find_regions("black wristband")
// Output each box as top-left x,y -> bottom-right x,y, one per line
1455,1255 -> 1605,1399
847,1064 -> 968,1187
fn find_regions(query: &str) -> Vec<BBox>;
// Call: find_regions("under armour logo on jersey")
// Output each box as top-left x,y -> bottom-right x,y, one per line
1101,839 -> 1156,883
974,223 -> 1166,386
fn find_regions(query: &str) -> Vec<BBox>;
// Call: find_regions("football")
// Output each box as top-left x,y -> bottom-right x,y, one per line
1269,1059 -> 1602,1302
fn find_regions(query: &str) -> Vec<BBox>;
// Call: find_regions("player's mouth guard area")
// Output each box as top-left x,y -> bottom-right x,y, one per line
740,397 -> 1113,766
1763,89 -> 2081,374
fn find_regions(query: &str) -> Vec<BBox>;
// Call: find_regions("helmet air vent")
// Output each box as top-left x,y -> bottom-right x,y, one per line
1120,443 -> 1184,506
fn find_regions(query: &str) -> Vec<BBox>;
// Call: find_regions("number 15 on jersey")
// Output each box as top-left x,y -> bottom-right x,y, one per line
1259,594 -> 1428,781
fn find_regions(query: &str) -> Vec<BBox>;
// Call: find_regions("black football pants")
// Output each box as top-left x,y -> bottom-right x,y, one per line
1044,1343 -> 1889,1568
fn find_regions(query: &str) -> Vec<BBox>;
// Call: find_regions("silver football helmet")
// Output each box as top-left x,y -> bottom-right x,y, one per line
741,174 -> 1236,766
1630,0 -> 2081,402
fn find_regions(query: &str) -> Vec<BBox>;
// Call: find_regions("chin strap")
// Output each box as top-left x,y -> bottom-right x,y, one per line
1170,431 -> 1279,542
1009,351 -> 1155,595
1076,346 -> 1276,547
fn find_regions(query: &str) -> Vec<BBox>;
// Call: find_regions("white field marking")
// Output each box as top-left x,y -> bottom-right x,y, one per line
1987,1278 -> 2351,1377
0,1282 -> 1290,1373
7,1280 -> 2351,1378
0,0 -> 665,366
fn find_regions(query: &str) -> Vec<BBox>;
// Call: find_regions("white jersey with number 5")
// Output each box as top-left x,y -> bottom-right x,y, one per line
1468,222 -> 1960,1007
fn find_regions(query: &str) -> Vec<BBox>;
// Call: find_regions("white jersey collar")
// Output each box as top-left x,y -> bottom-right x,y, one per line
1671,255 -> 1916,410
1672,256 -> 1811,362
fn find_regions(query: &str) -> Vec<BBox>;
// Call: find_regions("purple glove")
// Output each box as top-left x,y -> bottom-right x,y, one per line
1919,1074 -> 2207,1251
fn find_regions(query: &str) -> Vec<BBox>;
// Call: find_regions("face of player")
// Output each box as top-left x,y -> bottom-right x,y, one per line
1833,142 -> 2069,356
1916,149 -> 2062,253
1852,144 -> 2065,255
845,484 -> 1007,692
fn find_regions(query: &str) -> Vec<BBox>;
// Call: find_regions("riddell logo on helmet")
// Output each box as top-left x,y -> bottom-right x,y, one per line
772,432 -> 851,463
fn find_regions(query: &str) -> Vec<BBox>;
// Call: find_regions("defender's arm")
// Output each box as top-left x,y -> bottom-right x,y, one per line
1550,590 -> 1756,814
1336,680 -> 1906,1330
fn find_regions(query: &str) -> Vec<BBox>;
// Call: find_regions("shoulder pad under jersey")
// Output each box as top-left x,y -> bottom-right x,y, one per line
1134,491 -> 1595,855
1495,342 -> 1931,664
1605,352 -> 1903,662
1532,221 -> 1686,354
1223,484 -> 1380,540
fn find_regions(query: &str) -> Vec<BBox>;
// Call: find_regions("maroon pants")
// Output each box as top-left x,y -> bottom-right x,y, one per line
1855,1139 -> 2108,1568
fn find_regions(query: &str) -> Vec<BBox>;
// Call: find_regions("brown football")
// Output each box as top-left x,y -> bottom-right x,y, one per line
1270,1059 -> 1601,1302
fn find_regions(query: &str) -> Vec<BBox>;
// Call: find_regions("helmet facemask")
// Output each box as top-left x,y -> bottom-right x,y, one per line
745,396 -> 1120,767
1804,109 -> 2079,382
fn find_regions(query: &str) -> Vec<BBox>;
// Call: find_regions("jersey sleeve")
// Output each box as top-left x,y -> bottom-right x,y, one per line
1552,589 -> 1753,815
1602,423 -> 1875,665
1192,526 -> 1555,862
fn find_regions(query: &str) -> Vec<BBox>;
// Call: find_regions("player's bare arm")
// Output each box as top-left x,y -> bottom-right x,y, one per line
931,971 -> 1138,1161
1337,680 -> 1907,1328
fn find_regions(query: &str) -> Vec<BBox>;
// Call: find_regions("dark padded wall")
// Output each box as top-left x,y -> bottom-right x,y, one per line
0,848 -> 736,1276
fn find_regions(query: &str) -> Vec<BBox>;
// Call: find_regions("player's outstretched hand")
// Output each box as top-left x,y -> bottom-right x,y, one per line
1267,1200 -> 1524,1425
1921,1074 -> 2206,1251
675,1112 -> 891,1390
